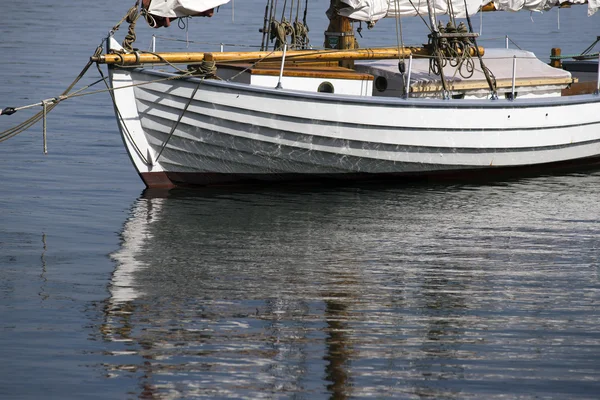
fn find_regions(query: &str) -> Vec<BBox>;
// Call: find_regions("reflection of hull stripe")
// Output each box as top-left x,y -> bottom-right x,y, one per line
140,154 -> 600,188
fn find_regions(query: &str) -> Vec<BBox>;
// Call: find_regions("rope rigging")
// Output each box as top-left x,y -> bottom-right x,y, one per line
263,0 -> 310,51
421,0 -> 497,97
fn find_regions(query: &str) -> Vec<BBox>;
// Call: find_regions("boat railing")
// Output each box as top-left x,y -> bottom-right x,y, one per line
477,36 -> 523,50
149,34 -> 274,54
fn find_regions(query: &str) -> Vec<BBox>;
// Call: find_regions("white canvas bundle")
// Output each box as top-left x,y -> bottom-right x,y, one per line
492,0 -> 591,12
148,0 -> 230,18
338,0 -> 597,22
590,0 -> 600,16
338,0 -> 390,21
386,0 -> 486,17
339,0 -> 487,21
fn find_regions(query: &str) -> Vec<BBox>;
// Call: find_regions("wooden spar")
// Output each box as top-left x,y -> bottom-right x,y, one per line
94,52 -> 207,65
93,46 -> 485,65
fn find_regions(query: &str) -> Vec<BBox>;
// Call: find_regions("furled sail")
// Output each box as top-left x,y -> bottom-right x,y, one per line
338,0 -> 598,22
147,0 -> 230,18
492,0 -> 598,16
337,0 -> 490,21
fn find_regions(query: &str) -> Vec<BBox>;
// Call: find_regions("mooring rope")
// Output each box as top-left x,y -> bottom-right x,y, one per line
0,45 -> 199,149
0,45 -> 103,143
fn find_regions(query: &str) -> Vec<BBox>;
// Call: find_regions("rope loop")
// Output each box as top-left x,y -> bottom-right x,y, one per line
270,19 -> 291,51
188,61 -> 217,78
122,7 -> 141,52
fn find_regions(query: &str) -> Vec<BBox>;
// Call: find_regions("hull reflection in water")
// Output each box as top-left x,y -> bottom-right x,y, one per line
103,179 -> 600,398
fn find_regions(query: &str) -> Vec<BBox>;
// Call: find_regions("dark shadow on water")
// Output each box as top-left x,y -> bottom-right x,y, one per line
141,163 -> 600,200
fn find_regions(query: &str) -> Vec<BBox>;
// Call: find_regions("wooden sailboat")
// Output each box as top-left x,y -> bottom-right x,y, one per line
99,0 -> 600,188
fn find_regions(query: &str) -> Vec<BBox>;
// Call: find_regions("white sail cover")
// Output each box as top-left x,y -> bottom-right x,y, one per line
493,0 -> 598,15
338,0 -> 488,20
148,0 -> 230,18
338,0 -> 598,21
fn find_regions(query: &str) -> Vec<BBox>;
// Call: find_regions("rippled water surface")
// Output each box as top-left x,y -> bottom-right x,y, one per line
1,1 -> 600,399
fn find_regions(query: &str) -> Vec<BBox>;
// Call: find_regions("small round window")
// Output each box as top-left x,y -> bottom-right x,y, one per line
317,81 -> 335,93
375,76 -> 388,92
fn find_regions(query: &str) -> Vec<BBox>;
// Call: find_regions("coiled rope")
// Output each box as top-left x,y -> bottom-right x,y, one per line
188,61 -> 217,78
270,19 -> 293,51
122,4 -> 141,52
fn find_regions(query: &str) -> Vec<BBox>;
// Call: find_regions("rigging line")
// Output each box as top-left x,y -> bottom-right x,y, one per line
479,0 -> 483,35
95,62 -> 149,165
152,35 -> 261,48
0,97 -> 61,142
267,0 -> 278,51
140,51 -> 190,73
281,0 -> 287,21
227,49 -> 278,82
31,71 -> 195,103
302,0 -> 308,26
110,0 -> 141,36
261,0 -> 271,51
407,0 -> 432,32
394,0 -> 408,93
446,0 -> 456,26
154,83 -> 201,164
579,37 -> 600,57
1,67 -> 194,146
1,76 -> 108,116
394,0 -> 402,57
463,0 -> 496,96
1,46 -> 102,141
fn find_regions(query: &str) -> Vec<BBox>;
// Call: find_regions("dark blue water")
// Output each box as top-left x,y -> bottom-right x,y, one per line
1,1 -> 599,399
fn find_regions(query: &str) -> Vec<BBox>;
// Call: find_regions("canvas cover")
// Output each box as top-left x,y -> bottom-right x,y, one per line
147,0 -> 231,18
338,0 -> 598,22
493,0 -> 598,15
338,0 -> 491,21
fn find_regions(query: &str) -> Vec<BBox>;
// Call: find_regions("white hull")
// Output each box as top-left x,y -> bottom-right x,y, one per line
109,66 -> 600,188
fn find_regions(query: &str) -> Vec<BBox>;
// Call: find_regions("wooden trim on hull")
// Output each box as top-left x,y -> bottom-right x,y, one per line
141,155 -> 600,188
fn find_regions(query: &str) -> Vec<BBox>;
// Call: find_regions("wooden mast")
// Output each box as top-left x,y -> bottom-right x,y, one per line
324,0 -> 356,68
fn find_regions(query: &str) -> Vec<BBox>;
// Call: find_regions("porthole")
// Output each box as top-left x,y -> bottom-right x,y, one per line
318,81 -> 335,93
375,76 -> 388,92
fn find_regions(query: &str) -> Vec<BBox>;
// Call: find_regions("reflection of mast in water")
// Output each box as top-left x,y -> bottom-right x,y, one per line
39,233 -> 48,301
414,266 -> 471,391
324,297 -> 354,400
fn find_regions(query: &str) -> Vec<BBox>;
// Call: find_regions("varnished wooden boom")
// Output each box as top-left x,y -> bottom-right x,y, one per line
92,47 -> 486,65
